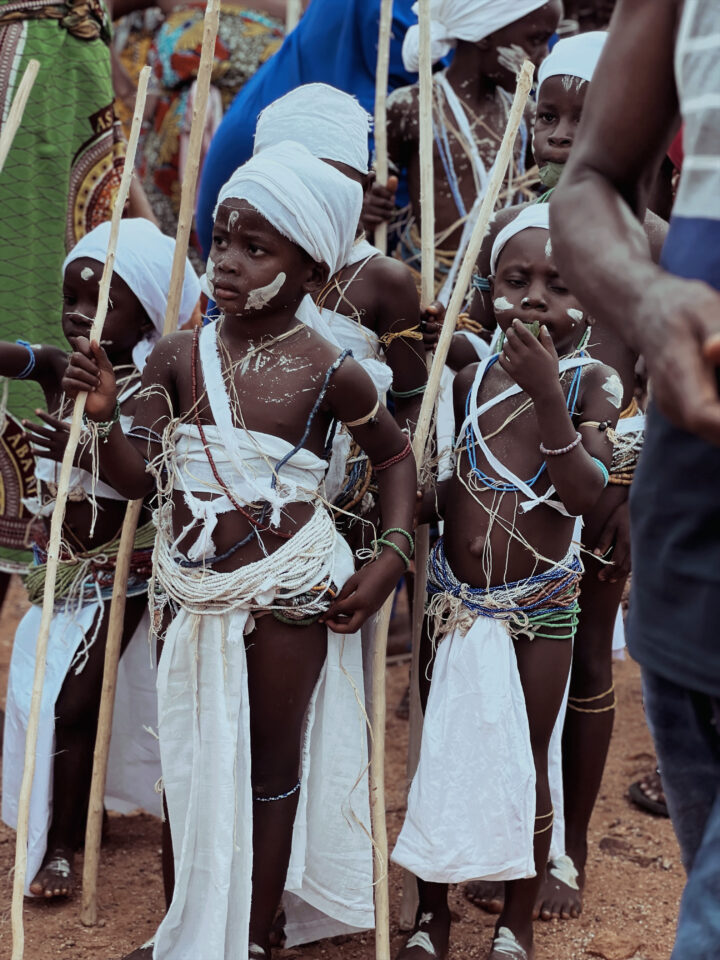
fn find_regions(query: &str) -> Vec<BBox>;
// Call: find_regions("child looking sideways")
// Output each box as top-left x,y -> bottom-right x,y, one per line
63,142 -> 416,960
1,219 -> 200,900
386,0 -> 562,302
461,31 -> 667,922
392,206 -> 620,960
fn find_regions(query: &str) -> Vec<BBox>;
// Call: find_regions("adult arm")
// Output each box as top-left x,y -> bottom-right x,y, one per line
550,0 -> 720,444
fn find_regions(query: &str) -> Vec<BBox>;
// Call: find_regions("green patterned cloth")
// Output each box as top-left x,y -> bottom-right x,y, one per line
0,0 -> 121,571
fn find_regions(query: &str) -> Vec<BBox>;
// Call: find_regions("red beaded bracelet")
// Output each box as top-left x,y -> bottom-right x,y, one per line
373,436 -> 412,472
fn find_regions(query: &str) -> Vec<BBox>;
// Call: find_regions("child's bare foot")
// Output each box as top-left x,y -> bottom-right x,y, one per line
464,880 -> 504,914
29,847 -> 74,898
536,855 -> 584,920
488,926 -> 534,959
395,910 -> 450,958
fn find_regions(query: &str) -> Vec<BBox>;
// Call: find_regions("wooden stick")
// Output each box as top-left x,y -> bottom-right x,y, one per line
285,0 -> 302,32
400,0 -> 434,927
373,0 -> 394,253
79,0 -> 221,927
0,60 -> 39,175
370,594 -> 393,960
9,65 -> 151,960
411,61 -> 534,462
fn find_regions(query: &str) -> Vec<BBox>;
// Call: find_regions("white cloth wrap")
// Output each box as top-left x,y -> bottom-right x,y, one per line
490,203 -> 550,275
392,608 -> 536,882
2,603 -> 161,895
537,31 -> 608,94
402,0 -> 549,71
151,509 -> 374,959
254,83 -> 372,173
215,141 -> 363,276
62,218 -> 201,371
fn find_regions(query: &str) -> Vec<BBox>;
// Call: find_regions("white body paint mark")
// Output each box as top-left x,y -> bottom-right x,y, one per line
80,267 -> 95,281
603,373 -> 624,409
206,257 -> 215,295
246,272 -> 286,311
497,44 -> 527,75
545,238 -> 553,258
228,210 -> 239,229
567,308 -> 584,323
494,296 -> 514,311
549,854 -> 580,891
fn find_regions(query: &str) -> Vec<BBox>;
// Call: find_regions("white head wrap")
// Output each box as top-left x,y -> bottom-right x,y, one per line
402,0 -> 549,72
537,31 -> 607,94
63,218 -> 201,370
490,203 -> 550,274
254,84 -> 371,174
214,140 -> 363,276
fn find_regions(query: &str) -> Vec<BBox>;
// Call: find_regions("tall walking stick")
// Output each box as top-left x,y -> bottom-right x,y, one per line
373,0 -> 393,253
400,0 -> 434,928
370,60 -> 535,953
285,0 -> 302,32
10,65 -> 151,960
80,0 -> 221,928
0,59 -> 39,174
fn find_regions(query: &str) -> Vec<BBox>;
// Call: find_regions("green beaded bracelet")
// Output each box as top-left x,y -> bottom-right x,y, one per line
389,383 -> 427,399
382,527 -> 415,557
373,537 -> 412,570
83,401 -> 120,442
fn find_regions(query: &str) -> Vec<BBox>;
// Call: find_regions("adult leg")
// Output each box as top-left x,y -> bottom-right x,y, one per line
537,559 -> 625,920
30,593 -> 148,897
245,616 -> 328,957
491,633 -> 572,959
642,668 -> 720,959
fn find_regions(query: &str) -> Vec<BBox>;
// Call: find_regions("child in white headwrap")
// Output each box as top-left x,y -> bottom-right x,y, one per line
385,0 -> 562,305
460,30 -> 669,926
62,142 -> 417,960
1,218 -> 200,901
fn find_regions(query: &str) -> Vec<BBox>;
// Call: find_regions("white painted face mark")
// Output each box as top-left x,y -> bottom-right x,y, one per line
494,296 -> 514,312
228,210 -> 239,230
603,373 -> 624,409
246,271 -> 286,311
80,267 -> 95,281
567,308 -> 584,323
545,238 -> 552,258
206,257 -> 215,295
497,44 -> 527,75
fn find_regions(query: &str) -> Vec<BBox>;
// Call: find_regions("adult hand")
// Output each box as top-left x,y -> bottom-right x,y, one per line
362,175 -> 398,231
637,275 -> 720,445
593,499 -> 631,582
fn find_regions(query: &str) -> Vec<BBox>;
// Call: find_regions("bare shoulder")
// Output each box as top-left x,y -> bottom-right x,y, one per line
364,253 -> 419,302
387,83 -> 420,138
325,350 -> 380,420
580,360 -> 622,396
642,208 -> 669,263
142,329 -> 195,384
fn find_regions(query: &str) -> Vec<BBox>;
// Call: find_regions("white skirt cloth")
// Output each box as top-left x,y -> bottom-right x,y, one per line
392,613 -> 536,883
2,601 -> 161,894
152,539 -> 374,959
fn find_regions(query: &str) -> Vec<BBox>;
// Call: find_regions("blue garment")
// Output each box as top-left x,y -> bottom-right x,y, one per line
642,667 -> 720,960
627,216 -> 720,699
196,0 -> 419,256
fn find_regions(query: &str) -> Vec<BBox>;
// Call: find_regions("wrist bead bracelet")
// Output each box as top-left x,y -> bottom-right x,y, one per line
83,401 -> 120,441
372,537 -> 411,570
382,526 -> 415,557
539,431 -> 582,457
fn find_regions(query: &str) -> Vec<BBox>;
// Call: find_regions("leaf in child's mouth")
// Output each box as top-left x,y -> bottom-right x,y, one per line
523,321 -> 540,338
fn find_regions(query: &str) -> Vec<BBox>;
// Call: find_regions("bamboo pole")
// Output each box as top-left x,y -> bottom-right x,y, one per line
399,0 -> 434,928
373,0 -> 393,253
373,60 -> 534,948
10,64 -> 151,960
285,0 -> 302,32
0,59 -> 39,175
79,0 -> 221,927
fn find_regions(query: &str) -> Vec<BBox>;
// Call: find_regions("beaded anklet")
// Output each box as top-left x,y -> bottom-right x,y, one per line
254,779 -> 301,803
567,683 -> 616,714
534,808 -> 554,836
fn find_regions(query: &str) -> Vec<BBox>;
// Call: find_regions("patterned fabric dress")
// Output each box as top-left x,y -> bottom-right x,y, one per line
138,3 -> 283,266
0,0 -> 122,571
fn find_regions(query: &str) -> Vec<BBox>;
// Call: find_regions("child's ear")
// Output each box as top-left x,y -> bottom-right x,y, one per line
302,261 -> 330,298
586,314 -> 595,327
139,310 -> 154,339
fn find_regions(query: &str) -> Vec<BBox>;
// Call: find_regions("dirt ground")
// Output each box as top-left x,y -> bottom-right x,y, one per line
0,576 -> 683,960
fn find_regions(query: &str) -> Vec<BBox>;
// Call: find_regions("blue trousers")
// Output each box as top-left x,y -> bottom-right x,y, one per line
643,667 -> 720,960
